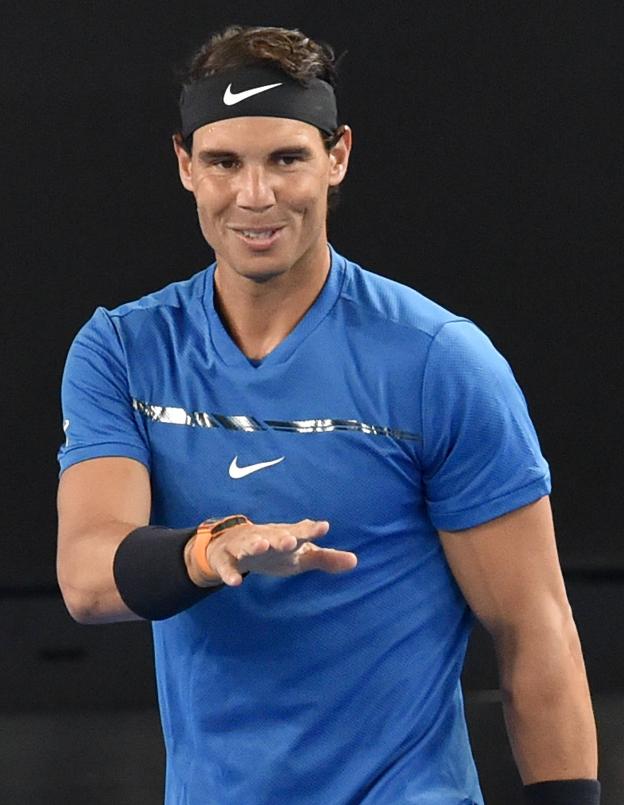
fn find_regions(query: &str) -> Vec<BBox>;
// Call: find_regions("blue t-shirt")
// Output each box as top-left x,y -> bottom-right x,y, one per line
58,244 -> 551,804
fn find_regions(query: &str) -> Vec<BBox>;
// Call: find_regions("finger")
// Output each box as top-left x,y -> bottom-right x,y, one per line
234,538 -> 276,576
236,536 -> 270,558
256,520 -> 327,550
276,533 -> 298,551
207,541 -> 245,586
250,532 -> 297,553
289,519 -> 330,541
298,546 -> 358,575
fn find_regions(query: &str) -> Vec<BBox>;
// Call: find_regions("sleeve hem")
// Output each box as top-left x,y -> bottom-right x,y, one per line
430,474 -> 552,532
58,445 -> 151,477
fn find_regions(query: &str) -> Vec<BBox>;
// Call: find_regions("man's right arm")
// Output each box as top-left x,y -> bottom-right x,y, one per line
57,456 -> 359,625
57,456 -> 152,624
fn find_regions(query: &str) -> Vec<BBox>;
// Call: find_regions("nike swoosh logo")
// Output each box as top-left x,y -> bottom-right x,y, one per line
223,82 -> 283,106
229,455 -> 285,479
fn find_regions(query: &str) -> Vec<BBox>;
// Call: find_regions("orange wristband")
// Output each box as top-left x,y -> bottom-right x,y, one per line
191,515 -> 252,582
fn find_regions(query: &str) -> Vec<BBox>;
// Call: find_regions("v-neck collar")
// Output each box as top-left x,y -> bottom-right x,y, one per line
204,243 -> 346,370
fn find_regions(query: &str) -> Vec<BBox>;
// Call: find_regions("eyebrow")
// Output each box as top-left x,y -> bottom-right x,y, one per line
197,146 -> 314,164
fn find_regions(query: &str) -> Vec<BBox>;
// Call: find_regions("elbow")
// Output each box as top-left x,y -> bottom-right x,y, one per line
56,562 -> 136,625
57,581 -> 101,625
56,525 -> 137,624
67,606 -> 97,626
57,559 -> 85,623
56,560 -> 105,625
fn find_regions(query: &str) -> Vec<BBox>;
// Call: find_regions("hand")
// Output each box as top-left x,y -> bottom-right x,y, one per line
185,519 -> 357,587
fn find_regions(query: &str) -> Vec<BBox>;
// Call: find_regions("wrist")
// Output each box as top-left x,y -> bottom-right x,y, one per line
113,524 -> 222,620
185,515 -> 253,587
523,778 -> 600,804
184,532 -> 221,587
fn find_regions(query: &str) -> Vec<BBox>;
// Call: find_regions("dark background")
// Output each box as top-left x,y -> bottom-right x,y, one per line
2,2 -> 622,803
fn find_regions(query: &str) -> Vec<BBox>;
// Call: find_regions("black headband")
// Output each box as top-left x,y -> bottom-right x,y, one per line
179,64 -> 338,140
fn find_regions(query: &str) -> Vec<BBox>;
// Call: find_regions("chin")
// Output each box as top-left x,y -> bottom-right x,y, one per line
233,247 -> 294,271
233,261 -> 290,284
242,269 -> 285,284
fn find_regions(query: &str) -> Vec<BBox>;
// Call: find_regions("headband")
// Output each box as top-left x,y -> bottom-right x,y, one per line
179,64 -> 338,140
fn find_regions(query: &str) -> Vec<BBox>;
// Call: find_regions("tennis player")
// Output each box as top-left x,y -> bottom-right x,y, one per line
56,24 -> 600,805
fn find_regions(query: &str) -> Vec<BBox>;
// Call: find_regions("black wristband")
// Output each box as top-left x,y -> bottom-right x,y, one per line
113,525 -> 234,620
523,778 -> 600,804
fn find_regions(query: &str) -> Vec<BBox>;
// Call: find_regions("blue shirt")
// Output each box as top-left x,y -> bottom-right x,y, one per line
58,244 -> 551,804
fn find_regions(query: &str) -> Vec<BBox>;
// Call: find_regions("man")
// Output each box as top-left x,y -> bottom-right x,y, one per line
57,24 -> 599,805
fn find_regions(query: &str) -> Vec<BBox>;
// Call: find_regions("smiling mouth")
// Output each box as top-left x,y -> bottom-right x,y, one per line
232,227 -> 284,249
237,229 -> 279,239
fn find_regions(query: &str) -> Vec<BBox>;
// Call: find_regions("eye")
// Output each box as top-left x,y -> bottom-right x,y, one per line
214,158 -> 238,169
275,154 -> 301,166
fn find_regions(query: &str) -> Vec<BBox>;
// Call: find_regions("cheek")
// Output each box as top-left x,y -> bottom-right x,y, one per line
287,176 -> 327,217
193,186 -> 226,227
193,203 -> 224,246
192,173 -> 225,207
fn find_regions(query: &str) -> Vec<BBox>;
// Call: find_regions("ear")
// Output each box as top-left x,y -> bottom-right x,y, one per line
172,134 -> 194,192
328,125 -> 353,187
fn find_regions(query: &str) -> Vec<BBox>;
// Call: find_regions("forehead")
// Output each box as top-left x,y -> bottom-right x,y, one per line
192,116 -> 324,153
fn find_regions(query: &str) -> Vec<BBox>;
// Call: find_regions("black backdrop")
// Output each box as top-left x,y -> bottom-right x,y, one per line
2,1 -> 623,794
5,2 -> 622,587
0,0 -> 624,805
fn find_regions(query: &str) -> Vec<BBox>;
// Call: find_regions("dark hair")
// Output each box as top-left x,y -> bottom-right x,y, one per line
174,25 -> 346,211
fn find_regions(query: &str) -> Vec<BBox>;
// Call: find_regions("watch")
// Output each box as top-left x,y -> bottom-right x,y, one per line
191,514 -> 253,582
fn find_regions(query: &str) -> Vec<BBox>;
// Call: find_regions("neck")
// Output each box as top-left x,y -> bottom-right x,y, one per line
213,239 -> 331,361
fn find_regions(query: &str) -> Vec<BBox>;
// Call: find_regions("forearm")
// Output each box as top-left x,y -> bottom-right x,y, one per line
58,514 -> 247,625
57,521 -> 145,624
496,624 -> 598,784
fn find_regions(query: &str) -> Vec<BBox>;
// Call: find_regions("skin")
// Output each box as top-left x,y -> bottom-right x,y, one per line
170,115 -> 356,585
172,116 -> 352,360
57,111 -> 597,786
438,497 -> 598,783
174,116 -> 599,783
57,116 -> 358,625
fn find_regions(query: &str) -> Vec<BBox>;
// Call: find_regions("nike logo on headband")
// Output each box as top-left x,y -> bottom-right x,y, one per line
223,82 -> 283,106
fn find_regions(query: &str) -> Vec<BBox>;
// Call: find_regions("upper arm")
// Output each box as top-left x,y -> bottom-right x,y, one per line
58,307 -> 151,475
56,457 -> 151,620
438,495 -> 572,641
56,309 -> 152,622
57,456 -> 151,540
57,308 -> 151,551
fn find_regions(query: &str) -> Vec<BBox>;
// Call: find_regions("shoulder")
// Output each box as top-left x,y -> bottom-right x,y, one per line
332,249 -> 508,384
106,267 -> 210,321
338,250 -> 472,342
74,267 -> 211,348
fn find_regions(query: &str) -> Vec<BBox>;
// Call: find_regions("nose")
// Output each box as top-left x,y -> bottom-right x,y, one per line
235,164 -> 276,212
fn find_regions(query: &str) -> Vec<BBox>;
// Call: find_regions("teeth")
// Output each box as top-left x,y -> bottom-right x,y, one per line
240,230 -> 275,239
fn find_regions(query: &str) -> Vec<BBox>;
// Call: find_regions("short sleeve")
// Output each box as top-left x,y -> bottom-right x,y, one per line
421,320 -> 551,531
57,307 -> 151,475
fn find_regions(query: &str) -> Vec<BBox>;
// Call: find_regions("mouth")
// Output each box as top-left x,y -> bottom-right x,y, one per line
231,226 -> 285,251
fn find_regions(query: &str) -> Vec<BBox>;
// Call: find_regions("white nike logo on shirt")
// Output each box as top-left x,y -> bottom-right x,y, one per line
223,82 -> 283,106
229,455 -> 285,479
